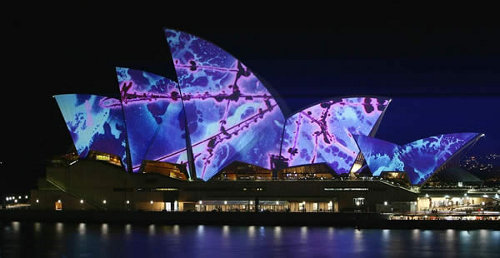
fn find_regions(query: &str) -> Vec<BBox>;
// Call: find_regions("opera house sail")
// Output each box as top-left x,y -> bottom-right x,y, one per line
52,28 -> 484,186
165,29 -> 286,180
115,67 -> 188,172
280,97 -> 390,173
354,133 -> 483,185
54,94 -> 130,171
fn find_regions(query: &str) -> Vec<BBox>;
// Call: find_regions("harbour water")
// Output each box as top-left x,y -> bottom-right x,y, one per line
1,221 -> 500,257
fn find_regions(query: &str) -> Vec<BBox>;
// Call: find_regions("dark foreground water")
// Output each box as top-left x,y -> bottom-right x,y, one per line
1,222 -> 500,257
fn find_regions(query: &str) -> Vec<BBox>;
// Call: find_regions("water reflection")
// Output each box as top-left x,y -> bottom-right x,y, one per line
78,223 -> 86,235
101,223 -> 108,236
124,224 -> 132,235
222,225 -> 230,238
273,226 -> 282,246
148,224 -> 156,236
172,224 -> 180,236
12,221 -> 20,233
353,228 -> 364,254
300,226 -> 308,242
274,226 -> 281,238
34,222 -> 41,234
1,222 -> 500,258
412,229 -> 420,243
248,225 -> 256,239
55,222 -> 64,236
197,225 -> 204,237
259,226 -> 265,237
382,229 -> 390,241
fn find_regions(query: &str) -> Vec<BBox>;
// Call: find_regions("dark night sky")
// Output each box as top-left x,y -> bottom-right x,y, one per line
2,5 -> 499,194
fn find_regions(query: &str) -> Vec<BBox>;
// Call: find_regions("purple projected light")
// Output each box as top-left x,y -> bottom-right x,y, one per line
111,67 -> 188,172
165,29 -> 285,180
355,133 -> 482,185
54,94 -> 129,171
280,97 -> 390,173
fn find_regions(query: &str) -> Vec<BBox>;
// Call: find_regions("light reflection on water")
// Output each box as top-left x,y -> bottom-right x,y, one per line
148,224 -> 155,236
124,224 -> 132,235
1,222 -> 500,257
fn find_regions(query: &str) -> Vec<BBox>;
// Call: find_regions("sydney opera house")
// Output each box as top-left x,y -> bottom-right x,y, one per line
30,29 -> 495,213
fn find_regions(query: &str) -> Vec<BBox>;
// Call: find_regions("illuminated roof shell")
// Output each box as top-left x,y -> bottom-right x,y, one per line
53,29 -> 483,184
281,97 -> 391,173
354,133 -> 482,185
115,67 -> 187,172
165,29 -> 286,180
54,94 -> 130,171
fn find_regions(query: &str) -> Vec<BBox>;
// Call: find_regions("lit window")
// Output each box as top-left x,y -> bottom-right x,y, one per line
353,198 -> 365,206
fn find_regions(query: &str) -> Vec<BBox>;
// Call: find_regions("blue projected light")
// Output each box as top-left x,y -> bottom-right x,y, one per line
53,29 -> 484,184
355,133 -> 481,185
54,94 -> 129,171
280,97 -> 390,173
165,29 -> 286,180
115,67 -> 188,172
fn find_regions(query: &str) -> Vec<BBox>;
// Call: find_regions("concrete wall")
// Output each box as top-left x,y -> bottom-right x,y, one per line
34,161 -> 418,212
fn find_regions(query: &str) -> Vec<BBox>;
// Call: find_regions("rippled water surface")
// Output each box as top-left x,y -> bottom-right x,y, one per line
1,222 -> 499,257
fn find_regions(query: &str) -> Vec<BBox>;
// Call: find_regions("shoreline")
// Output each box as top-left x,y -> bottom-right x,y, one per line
1,210 -> 499,229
